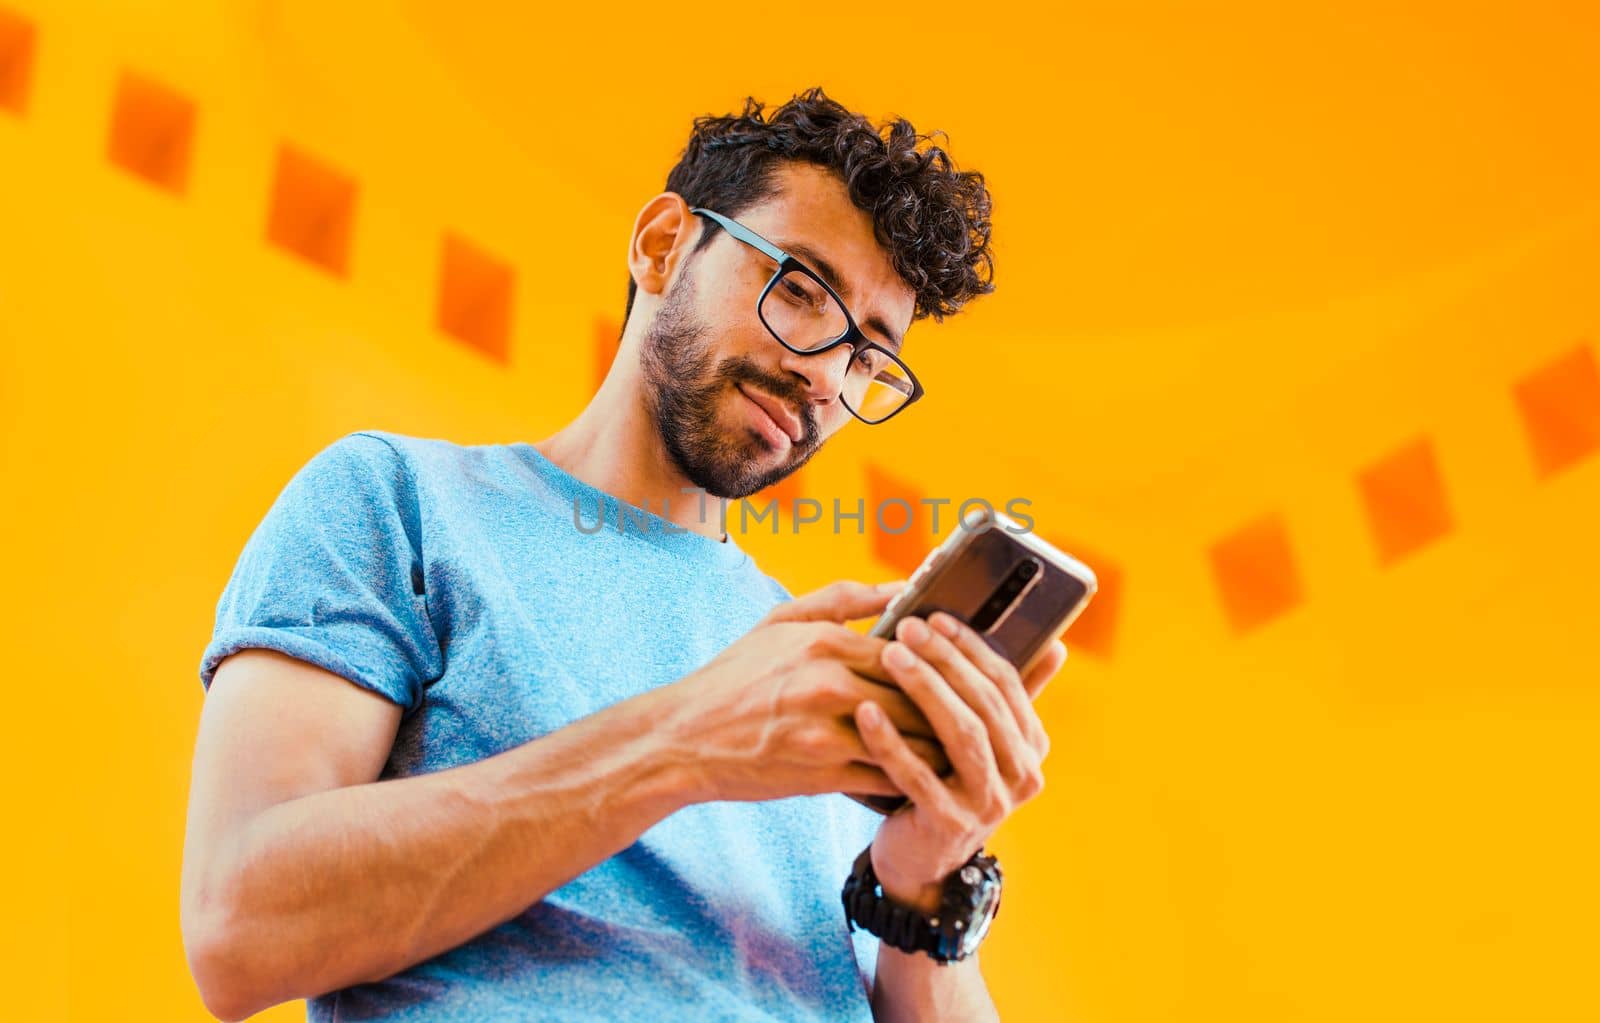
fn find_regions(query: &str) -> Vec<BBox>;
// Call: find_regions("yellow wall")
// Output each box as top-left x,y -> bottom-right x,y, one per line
3,2 -> 1597,1020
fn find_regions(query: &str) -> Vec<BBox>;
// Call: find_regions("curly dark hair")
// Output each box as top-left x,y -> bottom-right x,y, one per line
625,87 -> 994,326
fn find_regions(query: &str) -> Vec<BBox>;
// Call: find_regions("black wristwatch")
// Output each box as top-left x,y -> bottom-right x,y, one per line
840,845 -> 1003,965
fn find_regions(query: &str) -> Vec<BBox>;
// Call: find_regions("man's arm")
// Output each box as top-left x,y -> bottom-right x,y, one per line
180,648 -> 694,1021
181,581 -> 938,1022
870,898 -> 999,1022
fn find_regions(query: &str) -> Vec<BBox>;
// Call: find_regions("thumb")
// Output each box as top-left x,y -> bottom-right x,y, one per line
764,579 -> 906,625
1021,639 -> 1069,699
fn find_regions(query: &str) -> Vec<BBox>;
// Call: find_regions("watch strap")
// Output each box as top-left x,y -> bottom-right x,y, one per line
842,846 -> 994,963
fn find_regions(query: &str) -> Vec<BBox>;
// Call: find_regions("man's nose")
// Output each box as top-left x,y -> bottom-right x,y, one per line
777,343 -> 854,405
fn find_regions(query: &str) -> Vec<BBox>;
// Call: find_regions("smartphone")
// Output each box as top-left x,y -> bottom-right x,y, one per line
851,505 -> 1098,814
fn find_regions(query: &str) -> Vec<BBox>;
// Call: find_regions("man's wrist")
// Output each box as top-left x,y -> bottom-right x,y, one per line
869,842 -> 944,914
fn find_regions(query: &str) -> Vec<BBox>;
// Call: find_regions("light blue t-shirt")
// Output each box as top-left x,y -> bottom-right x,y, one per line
198,430 -> 883,1022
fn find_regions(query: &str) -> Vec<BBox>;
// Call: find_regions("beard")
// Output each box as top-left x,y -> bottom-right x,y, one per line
639,266 -> 820,500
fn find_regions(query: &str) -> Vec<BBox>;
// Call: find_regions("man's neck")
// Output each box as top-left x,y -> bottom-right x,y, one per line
531,400 -> 729,542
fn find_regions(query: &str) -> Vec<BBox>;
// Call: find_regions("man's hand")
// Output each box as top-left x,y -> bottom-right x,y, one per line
656,580 -> 950,805
854,611 -> 1068,911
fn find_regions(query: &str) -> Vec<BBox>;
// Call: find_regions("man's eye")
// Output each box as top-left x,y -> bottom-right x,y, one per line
782,279 -> 809,303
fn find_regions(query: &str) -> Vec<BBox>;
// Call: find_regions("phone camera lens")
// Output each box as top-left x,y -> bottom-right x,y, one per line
971,600 -> 1004,632
1019,560 -> 1039,579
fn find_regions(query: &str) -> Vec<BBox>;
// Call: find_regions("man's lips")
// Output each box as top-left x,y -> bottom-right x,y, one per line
737,383 -> 803,445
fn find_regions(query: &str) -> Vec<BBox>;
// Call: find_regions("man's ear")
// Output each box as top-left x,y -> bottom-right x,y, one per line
628,193 -> 697,299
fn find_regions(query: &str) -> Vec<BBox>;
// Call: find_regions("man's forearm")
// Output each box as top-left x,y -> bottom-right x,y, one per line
187,685 -> 697,1020
872,947 -> 999,1023
868,875 -> 1000,1022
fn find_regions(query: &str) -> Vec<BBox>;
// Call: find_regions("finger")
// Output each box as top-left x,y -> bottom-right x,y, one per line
898,616 -> 1034,785
846,724 -> 951,776
835,762 -> 903,797
855,701 -> 955,813
764,579 -> 904,625
930,612 -> 1048,755
815,631 -> 896,683
1021,639 -> 1069,700
905,734 -> 953,776
823,715 -> 947,775
850,677 -> 937,737
880,635 -> 999,790
809,659 -> 936,733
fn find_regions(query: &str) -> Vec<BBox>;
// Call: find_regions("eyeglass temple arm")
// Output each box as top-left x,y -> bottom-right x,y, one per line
689,207 -> 789,265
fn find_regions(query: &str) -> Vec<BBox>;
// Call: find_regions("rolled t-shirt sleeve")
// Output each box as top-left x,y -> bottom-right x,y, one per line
198,431 -> 444,712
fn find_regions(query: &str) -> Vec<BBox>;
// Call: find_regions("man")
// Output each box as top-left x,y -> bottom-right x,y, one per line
181,88 -> 1066,1022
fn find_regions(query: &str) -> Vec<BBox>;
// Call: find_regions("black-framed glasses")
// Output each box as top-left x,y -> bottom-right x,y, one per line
690,207 -> 924,425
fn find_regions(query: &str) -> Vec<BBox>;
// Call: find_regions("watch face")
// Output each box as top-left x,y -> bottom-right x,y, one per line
955,878 -> 1002,957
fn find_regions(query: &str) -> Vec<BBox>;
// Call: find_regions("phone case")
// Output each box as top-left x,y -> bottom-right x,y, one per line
853,506 -> 1098,814
870,506 -> 1097,674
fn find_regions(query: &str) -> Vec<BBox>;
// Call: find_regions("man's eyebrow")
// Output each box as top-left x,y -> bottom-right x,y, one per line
779,239 -> 905,352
